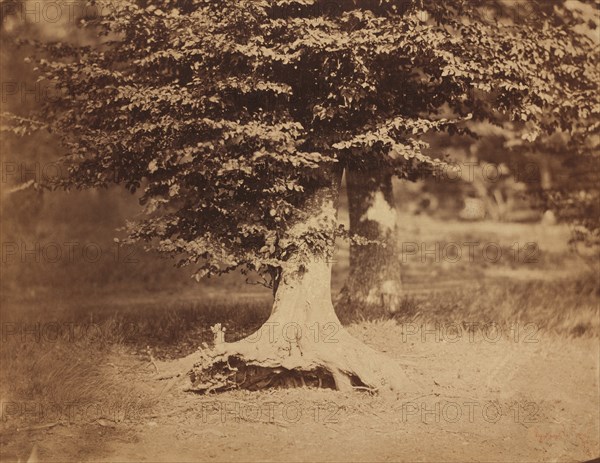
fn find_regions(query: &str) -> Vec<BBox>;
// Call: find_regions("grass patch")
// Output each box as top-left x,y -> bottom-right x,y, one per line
337,273 -> 599,338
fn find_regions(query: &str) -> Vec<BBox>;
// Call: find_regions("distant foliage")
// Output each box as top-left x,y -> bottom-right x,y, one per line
540,154 -> 600,248
2,0 -> 598,279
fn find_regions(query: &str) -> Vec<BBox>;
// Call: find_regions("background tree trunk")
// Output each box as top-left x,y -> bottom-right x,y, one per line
339,168 -> 403,315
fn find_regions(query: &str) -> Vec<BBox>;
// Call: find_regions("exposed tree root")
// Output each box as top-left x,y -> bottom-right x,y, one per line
155,327 -> 412,396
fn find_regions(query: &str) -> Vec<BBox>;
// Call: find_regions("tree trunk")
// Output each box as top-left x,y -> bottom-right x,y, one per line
339,168 -> 403,315
157,169 -> 411,395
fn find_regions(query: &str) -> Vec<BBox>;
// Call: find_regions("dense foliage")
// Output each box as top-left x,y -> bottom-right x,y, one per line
3,0 -> 598,279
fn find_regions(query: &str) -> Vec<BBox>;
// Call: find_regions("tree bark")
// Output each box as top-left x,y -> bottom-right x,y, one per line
157,169 -> 411,394
339,168 -> 403,315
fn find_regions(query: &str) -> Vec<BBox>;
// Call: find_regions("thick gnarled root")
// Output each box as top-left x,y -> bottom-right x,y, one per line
182,330 -> 411,396
188,360 -> 336,393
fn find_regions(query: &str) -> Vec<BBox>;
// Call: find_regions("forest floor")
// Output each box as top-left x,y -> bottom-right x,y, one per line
1,218 -> 599,462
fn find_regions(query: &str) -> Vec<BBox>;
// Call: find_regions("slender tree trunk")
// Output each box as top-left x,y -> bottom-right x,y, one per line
158,169 -> 411,394
339,168 -> 403,315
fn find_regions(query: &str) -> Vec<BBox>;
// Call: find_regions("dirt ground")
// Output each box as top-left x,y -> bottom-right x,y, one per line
4,322 -> 599,463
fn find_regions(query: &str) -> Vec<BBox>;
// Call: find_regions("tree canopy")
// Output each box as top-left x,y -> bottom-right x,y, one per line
4,0 -> 598,279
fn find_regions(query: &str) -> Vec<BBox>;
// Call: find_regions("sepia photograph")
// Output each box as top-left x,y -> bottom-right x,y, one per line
0,0 -> 599,461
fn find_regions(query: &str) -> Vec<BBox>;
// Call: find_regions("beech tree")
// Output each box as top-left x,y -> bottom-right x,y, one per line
4,0 -> 598,393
